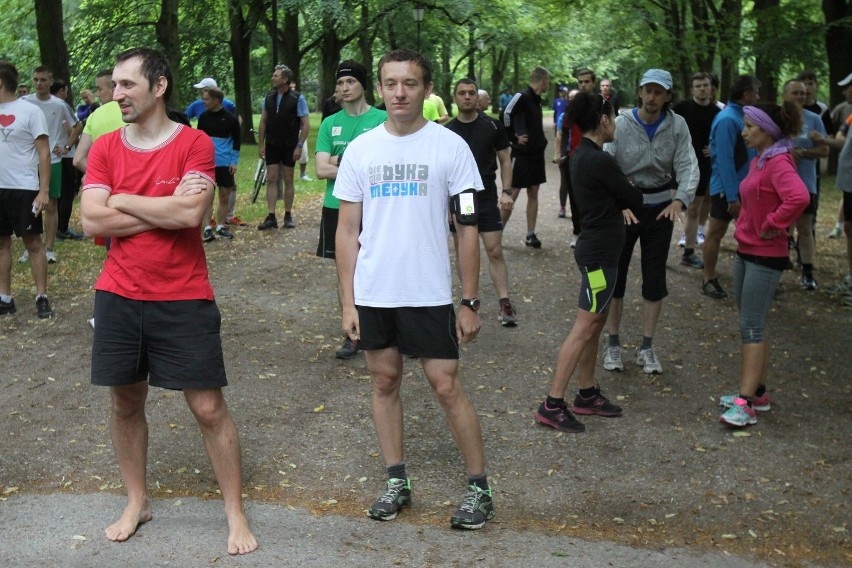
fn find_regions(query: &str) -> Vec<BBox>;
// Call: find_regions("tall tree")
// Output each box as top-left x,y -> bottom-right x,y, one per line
156,0 -> 181,107
228,0 -> 257,143
34,0 -> 71,100
822,0 -> 852,108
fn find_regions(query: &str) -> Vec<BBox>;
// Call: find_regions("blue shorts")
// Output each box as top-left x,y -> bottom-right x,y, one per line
356,304 -> 459,359
91,291 -> 227,390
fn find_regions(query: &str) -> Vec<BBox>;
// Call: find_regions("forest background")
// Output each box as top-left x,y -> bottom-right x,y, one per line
1,0 -> 849,146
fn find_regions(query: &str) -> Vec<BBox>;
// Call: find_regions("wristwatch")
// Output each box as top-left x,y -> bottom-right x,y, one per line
460,297 -> 480,312
63,144 -> 71,151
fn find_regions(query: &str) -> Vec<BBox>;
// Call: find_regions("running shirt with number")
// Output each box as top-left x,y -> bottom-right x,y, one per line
83,125 -> 216,301
333,121 -> 483,307
316,106 -> 386,209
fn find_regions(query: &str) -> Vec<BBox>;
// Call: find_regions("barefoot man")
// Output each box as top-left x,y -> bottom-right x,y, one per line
80,47 -> 257,555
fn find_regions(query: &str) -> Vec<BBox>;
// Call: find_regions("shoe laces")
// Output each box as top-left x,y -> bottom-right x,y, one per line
458,486 -> 489,514
500,301 -> 515,316
378,478 -> 407,504
643,348 -> 658,364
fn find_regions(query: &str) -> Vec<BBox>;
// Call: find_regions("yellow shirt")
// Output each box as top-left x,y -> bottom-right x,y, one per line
83,101 -> 125,141
422,99 -> 440,122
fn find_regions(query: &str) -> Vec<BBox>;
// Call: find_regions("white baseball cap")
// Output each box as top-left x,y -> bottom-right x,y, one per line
193,77 -> 218,89
838,72 -> 852,87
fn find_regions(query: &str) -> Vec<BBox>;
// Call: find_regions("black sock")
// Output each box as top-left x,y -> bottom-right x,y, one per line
755,384 -> 766,397
802,263 -> 813,276
387,463 -> 407,481
739,395 -> 753,407
579,386 -> 598,399
640,336 -> 653,350
468,473 -> 489,491
545,396 -> 564,409
608,334 -> 620,348
684,248 -> 694,256
285,210 -> 292,217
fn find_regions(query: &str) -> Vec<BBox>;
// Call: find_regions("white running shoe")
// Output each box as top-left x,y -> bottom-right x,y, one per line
603,345 -> 624,371
45,249 -> 57,263
636,347 -> 663,374
18,250 -> 28,263
677,234 -> 686,248
570,236 -> 577,249
697,230 -> 706,246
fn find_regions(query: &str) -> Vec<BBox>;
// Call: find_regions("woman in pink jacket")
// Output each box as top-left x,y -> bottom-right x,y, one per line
719,101 -> 809,428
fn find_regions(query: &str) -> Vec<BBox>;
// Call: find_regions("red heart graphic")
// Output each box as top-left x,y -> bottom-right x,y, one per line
0,114 -> 15,127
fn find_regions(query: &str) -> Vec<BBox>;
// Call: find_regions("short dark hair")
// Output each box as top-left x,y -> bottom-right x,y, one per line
205,86 -> 224,102
691,72 -> 713,86
115,47 -> 174,102
530,66 -> 550,83
0,61 -> 19,93
730,75 -> 759,102
33,65 -> 52,76
796,69 -> 817,83
575,68 -> 596,83
454,77 -> 477,92
49,78 -> 67,95
377,49 -> 432,85
96,69 -> 113,80
274,64 -> 293,81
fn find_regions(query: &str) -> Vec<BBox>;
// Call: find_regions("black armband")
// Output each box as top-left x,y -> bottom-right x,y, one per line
452,189 -> 479,225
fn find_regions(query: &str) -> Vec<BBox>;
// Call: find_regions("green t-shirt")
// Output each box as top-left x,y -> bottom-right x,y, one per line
83,101 -> 125,141
422,99 -> 440,122
316,106 -> 387,208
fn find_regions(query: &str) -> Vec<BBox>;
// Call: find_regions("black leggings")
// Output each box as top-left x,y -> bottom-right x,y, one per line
559,157 -> 580,236
613,202 -> 674,302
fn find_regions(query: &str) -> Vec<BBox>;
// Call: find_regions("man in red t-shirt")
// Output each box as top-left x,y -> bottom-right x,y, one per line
80,48 -> 257,556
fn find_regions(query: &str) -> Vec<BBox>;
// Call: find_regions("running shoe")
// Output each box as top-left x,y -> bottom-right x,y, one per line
719,398 -> 757,427
828,225 -> 842,239
558,207 -> 567,218
258,214 -> 278,230
283,213 -> 296,229
570,236 -> 577,249
368,478 -> 411,521
826,276 -> 852,295
636,347 -> 662,374
36,295 -> 53,319
801,273 -> 817,291
677,233 -> 686,248
701,278 -> 727,299
45,249 -> 57,263
57,228 -> 84,241
525,233 -> 542,248
603,345 -> 624,371
202,227 -> 216,242
18,250 -> 28,263
497,299 -> 518,327
215,226 -> 234,240
719,392 -> 771,412
450,485 -> 495,530
335,337 -> 360,360
572,388 -> 623,417
225,215 -> 247,226
0,298 -> 16,315
697,230 -> 705,246
299,175 -> 314,182
534,400 -> 586,433
681,252 -> 704,269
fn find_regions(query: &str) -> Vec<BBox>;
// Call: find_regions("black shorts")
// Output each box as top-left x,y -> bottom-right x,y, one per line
214,166 -> 235,188
91,291 -> 227,390
0,188 -> 43,237
511,152 -> 546,188
356,304 -> 459,359
577,264 -> 618,313
266,144 -> 297,168
614,202 -> 674,302
317,206 -> 338,259
844,192 -> 852,222
695,172 -> 710,198
449,197 -> 503,234
710,193 -> 735,222
800,193 -> 817,216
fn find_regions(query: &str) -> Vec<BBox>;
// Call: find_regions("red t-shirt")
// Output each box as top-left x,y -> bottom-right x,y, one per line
84,124 -> 216,301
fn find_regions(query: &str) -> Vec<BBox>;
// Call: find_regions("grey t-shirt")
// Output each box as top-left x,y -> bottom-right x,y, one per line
836,129 -> 852,193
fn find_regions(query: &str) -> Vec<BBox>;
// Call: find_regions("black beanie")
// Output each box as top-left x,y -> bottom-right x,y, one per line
336,60 -> 368,91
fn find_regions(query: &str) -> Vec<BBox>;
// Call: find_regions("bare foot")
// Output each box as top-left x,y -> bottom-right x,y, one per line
227,513 -> 258,555
105,503 -> 153,542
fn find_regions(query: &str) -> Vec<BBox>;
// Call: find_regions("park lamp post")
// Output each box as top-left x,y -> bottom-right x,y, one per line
413,4 -> 425,52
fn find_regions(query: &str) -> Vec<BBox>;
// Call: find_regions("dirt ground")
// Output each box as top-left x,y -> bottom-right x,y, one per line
0,143 -> 849,567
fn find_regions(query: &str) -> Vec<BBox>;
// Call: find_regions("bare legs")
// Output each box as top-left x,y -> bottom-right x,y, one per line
548,309 -> 608,398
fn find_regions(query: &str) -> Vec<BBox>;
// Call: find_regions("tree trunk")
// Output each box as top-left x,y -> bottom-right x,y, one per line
752,0 -> 781,102
34,0 -> 72,102
281,9 -> 300,85
228,0 -> 255,143
318,27 -> 342,113
156,0 -> 181,107
717,0 -> 743,100
823,0 -> 852,109
357,3 -> 376,106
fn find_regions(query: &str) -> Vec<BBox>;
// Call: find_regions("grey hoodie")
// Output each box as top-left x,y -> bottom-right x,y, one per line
604,109 -> 698,208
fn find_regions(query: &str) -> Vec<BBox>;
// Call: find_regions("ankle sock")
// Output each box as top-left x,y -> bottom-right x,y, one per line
387,463 -> 407,481
802,263 -> 814,276
684,247 -> 694,256
608,334 -> 620,348
755,384 -> 766,397
579,386 -> 598,399
739,395 -> 753,407
0,294 -> 12,303
468,473 -> 489,491
640,336 -> 653,350
545,396 -> 564,409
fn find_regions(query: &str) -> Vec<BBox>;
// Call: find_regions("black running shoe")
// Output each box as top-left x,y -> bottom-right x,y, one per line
525,233 -> 542,248
534,400 -> 585,433
0,298 -> 16,315
572,388 -> 623,417
450,485 -> 495,530
701,278 -> 727,299
368,478 -> 411,521
36,296 -> 53,319
335,337 -> 361,359
258,214 -> 278,230
283,213 -> 296,229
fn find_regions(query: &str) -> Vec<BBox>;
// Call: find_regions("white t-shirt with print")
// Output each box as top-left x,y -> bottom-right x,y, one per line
334,120 -> 484,307
22,94 -> 78,164
0,98 -> 49,191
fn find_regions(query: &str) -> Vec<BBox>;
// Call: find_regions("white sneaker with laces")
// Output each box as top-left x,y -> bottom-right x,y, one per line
45,249 -> 57,263
677,234 -> 686,248
299,175 -> 314,181
697,230 -> 706,246
18,250 -> 28,263
603,345 -> 624,371
636,347 -> 663,374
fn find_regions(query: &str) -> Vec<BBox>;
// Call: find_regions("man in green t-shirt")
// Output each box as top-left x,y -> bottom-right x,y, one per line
73,69 -> 124,173
315,60 -> 387,359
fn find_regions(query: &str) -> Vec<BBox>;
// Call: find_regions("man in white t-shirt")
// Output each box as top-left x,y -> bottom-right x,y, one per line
22,65 -> 82,262
0,61 -> 54,318
334,49 -> 494,531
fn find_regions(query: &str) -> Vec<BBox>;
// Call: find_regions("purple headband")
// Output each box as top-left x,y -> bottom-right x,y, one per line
743,106 -> 782,140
